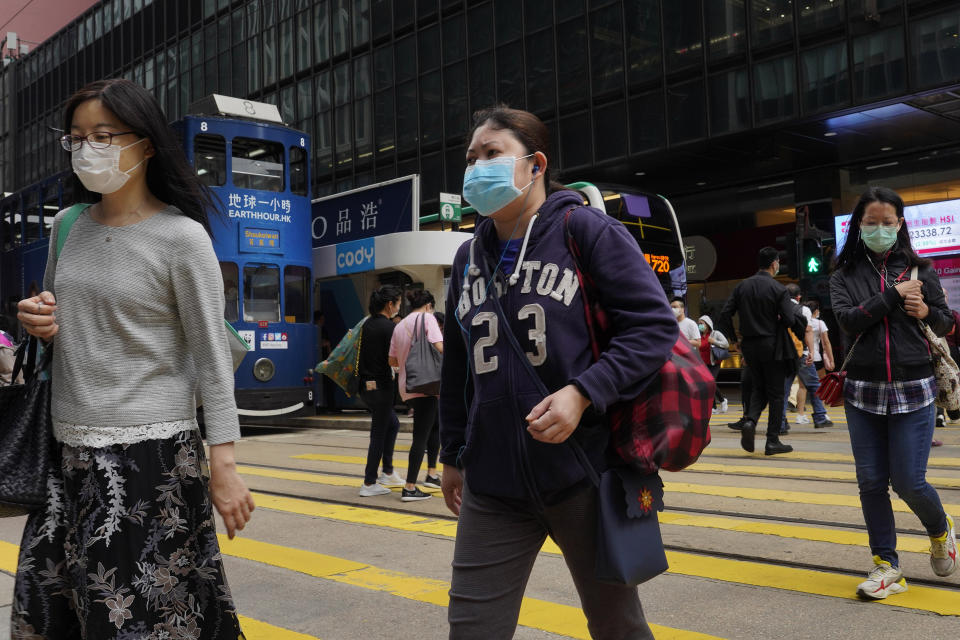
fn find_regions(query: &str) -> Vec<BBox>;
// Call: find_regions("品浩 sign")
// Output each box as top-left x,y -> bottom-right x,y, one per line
311,175 -> 418,249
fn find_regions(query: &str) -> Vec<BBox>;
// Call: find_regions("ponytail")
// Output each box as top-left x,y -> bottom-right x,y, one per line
368,285 -> 402,315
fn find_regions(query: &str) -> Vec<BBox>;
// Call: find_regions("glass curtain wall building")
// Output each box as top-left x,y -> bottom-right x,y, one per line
1,0 -> 960,217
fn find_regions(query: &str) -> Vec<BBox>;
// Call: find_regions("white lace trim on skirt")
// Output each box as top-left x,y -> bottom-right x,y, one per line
53,418 -> 199,447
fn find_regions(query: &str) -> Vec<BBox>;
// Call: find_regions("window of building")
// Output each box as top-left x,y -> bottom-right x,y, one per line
443,13 -> 466,63
353,0 -> 370,47
558,19 -> 588,107
853,28 -> 905,101
751,0 -> 794,48
314,1 -> 330,65
495,0 -> 522,44
526,29 -> 556,115
706,0 -> 746,60
629,90 -> 666,153
560,111 -> 591,168
556,0 -> 583,21
375,89 -> 395,153
394,0 -> 414,30
281,85 -> 296,124
356,96 -> 373,159
668,77 -> 707,143
420,72 -> 443,148
420,25 -> 441,73
290,146 -> 308,195
374,46 -> 393,91
799,0 -> 845,35
397,81 -> 418,152
221,262 -> 240,323
232,138 -> 286,191
593,101 -> 627,161
664,0 -> 703,72
469,51 -> 496,114
467,2 -> 494,54
801,42 -> 850,114
911,10 -> 960,89
445,61 -> 469,138
283,265 -> 310,323
195,134 -> 227,186
754,54 -> 796,123
709,68 -> 749,135
296,10 -> 312,72
372,0 -> 391,40
243,264 -> 280,322
396,36 -> 417,83
524,0 -> 552,32
333,0 -> 349,55
625,1 -> 660,85
316,112 -> 333,175
590,5 -> 624,97
497,41 -> 524,107
25,190 -> 42,243
263,26 -> 277,86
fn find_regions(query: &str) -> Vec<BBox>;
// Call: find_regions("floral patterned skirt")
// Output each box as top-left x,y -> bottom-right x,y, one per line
11,428 -> 245,640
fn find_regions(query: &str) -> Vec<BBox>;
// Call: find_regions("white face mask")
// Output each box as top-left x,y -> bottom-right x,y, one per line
71,137 -> 147,194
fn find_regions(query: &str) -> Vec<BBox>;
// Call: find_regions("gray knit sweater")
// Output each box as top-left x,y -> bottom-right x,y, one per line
44,205 -> 241,446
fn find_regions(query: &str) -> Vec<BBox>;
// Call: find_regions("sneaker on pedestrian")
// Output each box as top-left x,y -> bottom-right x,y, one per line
378,471 -> 404,487
719,398 -> 729,413
930,514 -> 959,577
936,413 -> 946,428
814,419 -> 834,428
401,487 -> 432,502
932,439 -> 944,447
856,557 -> 907,600
795,415 -> 811,424
358,483 -> 391,497
422,475 -> 442,489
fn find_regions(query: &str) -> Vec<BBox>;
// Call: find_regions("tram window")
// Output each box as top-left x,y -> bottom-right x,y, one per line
283,265 -> 310,323
243,264 -> 281,322
220,261 -> 240,323
195,134 -> 227,186
289,146 -> 308,196
25,191 -> 42,243
232,137 -> 285,192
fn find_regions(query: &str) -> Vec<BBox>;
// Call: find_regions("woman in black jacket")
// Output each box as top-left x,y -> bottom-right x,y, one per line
830,186 -> 958,601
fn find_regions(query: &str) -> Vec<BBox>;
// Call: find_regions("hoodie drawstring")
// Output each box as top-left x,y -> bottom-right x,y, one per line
508,214 -> 538,286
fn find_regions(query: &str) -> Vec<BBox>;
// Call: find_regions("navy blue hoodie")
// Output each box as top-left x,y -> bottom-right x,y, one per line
439,190 -> 678,503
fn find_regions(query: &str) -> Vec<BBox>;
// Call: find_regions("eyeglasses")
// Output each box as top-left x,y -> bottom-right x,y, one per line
58,131 -> 137,152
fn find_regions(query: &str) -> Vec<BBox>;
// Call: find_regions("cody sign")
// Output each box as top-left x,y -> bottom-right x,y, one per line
336,237 -> 375,275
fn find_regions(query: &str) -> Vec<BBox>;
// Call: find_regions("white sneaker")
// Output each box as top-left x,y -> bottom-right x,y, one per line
719,399 -> 729,413
378,471 -> 404,487
795,415 -> 811,424
856,557 -> 907,600
930,514 -> 959,577
358,483 -> 391,497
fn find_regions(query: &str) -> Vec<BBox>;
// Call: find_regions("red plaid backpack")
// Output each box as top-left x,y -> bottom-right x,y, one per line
564,209 -> 714,473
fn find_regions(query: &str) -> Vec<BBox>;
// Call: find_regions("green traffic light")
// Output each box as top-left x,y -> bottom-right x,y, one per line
807,256 -> 821,273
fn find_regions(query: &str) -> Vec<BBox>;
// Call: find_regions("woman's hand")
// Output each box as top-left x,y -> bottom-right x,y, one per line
894,279 -> 923,299
208,443 -> 255,539
17,292 -> 58,340
525,384 -> 591,444
824,357 -> 835,372
904,292 -> 929,319
441,465 -> 463,516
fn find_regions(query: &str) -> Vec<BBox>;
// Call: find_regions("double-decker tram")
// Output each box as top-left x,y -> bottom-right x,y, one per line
0,95 -> 315,417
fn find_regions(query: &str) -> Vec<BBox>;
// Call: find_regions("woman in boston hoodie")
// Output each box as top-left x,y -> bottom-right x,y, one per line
439,106 -> 677,640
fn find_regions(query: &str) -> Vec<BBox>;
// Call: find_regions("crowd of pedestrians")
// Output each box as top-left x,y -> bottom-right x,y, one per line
4,79 -> 959,639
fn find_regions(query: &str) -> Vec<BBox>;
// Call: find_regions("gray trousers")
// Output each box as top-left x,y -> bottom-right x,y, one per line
448,481 -> 654,640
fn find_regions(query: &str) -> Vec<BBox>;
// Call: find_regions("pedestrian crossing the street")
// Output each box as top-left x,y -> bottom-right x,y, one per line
0,405 -> 956,639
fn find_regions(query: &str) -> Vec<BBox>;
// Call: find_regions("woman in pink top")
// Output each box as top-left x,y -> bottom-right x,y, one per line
389,289 -> 444,501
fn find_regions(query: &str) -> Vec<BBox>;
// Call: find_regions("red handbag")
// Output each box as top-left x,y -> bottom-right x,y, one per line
816,335 -> 861,407
564,210 -> 714,473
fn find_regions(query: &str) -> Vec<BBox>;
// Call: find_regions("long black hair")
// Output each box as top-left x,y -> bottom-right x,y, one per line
834,186 -> 929,272
368,285 -> 402,316
62,78 -> 220,234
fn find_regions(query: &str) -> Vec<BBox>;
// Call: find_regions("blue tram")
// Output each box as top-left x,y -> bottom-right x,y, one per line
0,95 -> 315,418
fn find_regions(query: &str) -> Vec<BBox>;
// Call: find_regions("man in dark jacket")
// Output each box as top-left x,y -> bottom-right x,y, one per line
719,247 -> 806,455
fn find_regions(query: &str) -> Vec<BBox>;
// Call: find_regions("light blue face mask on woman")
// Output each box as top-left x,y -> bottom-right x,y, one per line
462,154 -> 535,216
860,223 -> 899,253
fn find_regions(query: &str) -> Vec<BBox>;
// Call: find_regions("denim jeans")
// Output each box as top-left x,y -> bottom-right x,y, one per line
846,401 -> 948,566
782,361 -> 827,426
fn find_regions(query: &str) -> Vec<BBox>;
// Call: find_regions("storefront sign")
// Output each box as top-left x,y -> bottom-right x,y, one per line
335,237 -> 376,275
933,256 -> 960,312
311,175 -> 418,249
835,198 -> 960,258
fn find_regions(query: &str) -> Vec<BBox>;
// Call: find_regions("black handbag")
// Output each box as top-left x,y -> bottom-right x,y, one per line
0,336 -> 56,516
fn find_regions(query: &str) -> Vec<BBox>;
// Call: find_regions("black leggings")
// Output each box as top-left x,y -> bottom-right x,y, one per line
708,363 -> 726,405
359,380 -> 400,485
406,396 -> 439,484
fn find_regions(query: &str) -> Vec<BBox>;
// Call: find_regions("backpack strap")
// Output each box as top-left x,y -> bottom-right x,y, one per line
56,203 -> 93,258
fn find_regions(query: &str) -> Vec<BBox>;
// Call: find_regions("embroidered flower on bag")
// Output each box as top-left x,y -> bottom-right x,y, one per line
105,594 -> 134,629
639,487 -> 653,513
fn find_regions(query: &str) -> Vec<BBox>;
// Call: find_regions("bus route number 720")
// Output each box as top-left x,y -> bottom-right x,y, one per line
644,253 -> 670,274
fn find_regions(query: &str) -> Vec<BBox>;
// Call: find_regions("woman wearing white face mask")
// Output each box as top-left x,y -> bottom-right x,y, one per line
830,186 -> 958,600
14,79 -> 252,638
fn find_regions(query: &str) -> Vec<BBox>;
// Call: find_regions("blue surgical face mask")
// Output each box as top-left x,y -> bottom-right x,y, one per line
860,223 -> 899,253
462,153 -> 535,217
